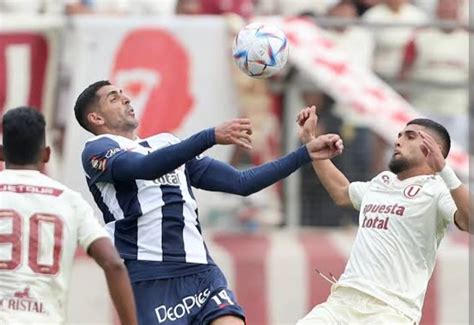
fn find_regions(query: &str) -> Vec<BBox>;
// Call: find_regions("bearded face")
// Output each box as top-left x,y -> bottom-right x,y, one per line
388,155 -> 413,174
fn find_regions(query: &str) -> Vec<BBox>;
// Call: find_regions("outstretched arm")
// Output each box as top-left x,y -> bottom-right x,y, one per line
112,129 -> 216,182
192,146 -> 311,196
190,134 -> 343,196
83,119 -> 253,183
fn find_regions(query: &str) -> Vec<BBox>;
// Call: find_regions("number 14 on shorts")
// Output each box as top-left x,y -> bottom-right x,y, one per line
211,289 -> 235,307
154,289 -> 235,323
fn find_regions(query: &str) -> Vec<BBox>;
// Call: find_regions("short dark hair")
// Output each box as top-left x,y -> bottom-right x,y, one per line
407,118 -> 451,158
74,80 -> 111,132
2,107 -> 46,165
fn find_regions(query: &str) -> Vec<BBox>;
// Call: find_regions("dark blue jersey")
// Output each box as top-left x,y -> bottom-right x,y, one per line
81,129 -> 311,281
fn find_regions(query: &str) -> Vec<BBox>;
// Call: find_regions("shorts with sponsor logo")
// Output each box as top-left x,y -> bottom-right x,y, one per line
132,266 -> 245,325
297,286 -> 414,325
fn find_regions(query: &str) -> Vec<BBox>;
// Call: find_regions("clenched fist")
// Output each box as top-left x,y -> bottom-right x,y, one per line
306,134 -> 344,160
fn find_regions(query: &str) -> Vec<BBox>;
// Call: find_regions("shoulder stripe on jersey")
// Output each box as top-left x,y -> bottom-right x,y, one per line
161,185 -> 186,262
90,182 -> 116,224
114,181 -> 142,259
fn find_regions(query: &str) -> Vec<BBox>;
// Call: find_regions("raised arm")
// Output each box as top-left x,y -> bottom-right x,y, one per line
112,129 -> 216,182
297,106 -> 353,208
310,159 -> 352,207
83,119 -> 253,183
419,130 -> 470,232
88,238 -> 137,325
188,134 -> 343,196
189,146 -> 310,196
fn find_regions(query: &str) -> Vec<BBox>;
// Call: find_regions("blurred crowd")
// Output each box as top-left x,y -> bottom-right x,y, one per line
1,0 -> 469,228
0,0 -> 469,22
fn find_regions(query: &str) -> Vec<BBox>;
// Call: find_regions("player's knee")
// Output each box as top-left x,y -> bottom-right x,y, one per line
209,315 -> 245,325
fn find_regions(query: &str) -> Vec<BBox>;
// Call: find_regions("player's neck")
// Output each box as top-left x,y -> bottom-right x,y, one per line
5,163 -> 41,171
387,3 -> 404,13
99,129 -> 137,140
396,165 -> 434,181
115,130 -> 136,140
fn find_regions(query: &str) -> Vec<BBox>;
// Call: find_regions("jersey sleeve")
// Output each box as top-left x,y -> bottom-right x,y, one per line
84,129 -> 216,184
73,193 -> 110,251
348,181 -> 370,210
437,187 -> 456,227
187,146 -> 311,196
185,155 -> 213,186
81,137 -> 128,184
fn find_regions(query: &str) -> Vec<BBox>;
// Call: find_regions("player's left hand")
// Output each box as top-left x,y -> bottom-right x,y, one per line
419,130 -> 445,172
296,106 -> 317,144
306,133 -> 344,160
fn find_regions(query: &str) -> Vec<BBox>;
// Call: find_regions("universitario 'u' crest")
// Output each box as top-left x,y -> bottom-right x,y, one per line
403,185 -> 422,199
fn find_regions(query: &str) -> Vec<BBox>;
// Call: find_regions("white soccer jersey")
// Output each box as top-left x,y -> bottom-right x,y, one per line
0,169 -> 109,324
338,171 -> 456,322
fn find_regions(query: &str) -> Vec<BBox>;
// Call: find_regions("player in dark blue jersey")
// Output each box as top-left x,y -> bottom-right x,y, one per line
74,80 -> 344,325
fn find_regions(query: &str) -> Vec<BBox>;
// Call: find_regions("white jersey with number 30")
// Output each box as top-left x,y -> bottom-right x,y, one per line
0,169 -> 108,324
339,171 -> 457,322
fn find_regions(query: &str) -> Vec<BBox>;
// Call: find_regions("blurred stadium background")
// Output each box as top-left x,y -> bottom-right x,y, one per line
0,0 -> 470,324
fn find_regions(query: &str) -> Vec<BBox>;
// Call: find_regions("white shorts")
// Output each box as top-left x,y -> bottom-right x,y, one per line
296,286 -> 414,325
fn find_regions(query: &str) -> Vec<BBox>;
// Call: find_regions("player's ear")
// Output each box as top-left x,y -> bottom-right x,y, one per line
42,146 -> 51,163
438,143 -> 444,154
0,144 -> 4,161
87,111 -> 105,127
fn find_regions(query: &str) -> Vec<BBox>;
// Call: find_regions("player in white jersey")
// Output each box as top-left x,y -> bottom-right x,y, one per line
0,107 -> 137,324
74,80 -> 344,325
295,107 -> 470,324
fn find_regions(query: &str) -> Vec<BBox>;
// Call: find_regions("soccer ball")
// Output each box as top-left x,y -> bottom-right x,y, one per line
232,22 -> 289,79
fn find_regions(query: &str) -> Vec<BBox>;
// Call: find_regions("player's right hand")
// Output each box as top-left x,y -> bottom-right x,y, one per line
306,133 -> 344,160
215,118 -> 253,150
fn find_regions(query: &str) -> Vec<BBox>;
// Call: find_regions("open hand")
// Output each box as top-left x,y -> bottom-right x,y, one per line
419,130 -> 445,172
215,118 -> 253,150
306,133 -> 343,160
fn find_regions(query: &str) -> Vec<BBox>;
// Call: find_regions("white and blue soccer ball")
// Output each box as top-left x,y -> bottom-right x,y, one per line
232,22 -> 289,79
